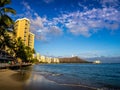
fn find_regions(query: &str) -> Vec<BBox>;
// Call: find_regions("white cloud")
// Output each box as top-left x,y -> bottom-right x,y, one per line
69,26 -> 90,37
52,6 -> 120,37
78,3 -> 88,10
20,1 -> 63,41
31,16 -> 44,28
49,26 -> 63,36
22,1 -> 31,10
19,0 -> 120,40
100,0 -> 120,8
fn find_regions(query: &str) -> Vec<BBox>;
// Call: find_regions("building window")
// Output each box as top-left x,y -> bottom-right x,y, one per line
25,27 -> 27,29
24,31 -> 27,33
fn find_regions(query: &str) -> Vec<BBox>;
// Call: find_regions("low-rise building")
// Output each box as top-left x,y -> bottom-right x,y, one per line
36,54 -> 60,64
40,55 -> 46,63
36,53 -> 40,62
53,58 -> 59,63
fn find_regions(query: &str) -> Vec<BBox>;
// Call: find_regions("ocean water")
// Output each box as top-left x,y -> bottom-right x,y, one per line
33,63 -> 120,90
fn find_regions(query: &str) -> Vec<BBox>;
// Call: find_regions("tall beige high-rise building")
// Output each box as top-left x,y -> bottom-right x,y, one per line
28,32 -> 35,49
14,18 -> 30,46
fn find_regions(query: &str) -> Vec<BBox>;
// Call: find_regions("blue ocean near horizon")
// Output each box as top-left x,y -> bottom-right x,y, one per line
33,63 -> 120,89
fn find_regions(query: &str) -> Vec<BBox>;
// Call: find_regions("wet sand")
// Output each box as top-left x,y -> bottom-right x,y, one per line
0,69 -> 24,90
0,69 -> 97,90
25,71 -> 97,90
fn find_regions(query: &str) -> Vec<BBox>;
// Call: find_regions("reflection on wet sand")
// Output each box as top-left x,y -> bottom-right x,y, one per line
11,69 -> 32,82
0,67 -> 32,90
25,71 -> 96,90
0,70 -> 24,90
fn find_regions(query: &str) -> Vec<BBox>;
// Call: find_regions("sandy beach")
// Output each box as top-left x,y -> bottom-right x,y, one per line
0,69 -> 24,90
0,69 -> 97,90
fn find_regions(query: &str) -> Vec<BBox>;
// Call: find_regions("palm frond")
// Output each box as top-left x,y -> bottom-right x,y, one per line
1,14 -> 14,27
2,7 -> 16,14
0,0 -> 11,7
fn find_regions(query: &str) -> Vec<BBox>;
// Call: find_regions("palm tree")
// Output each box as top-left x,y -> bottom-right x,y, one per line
13,37 -> 35,62
0,0 -> 16,28
0,0 -> 16,50
24,46 -> 35,62
0,0 -> 36,63
13,37 -> 26,61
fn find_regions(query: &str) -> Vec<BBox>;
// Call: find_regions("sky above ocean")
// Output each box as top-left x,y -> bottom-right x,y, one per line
10,0 -> 120,58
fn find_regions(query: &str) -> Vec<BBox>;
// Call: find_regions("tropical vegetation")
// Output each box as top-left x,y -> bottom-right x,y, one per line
0,0 -> 35,63
0,0 -> 16,50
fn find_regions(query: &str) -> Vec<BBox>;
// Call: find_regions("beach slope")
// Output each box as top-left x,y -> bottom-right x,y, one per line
0,69 -> 24,90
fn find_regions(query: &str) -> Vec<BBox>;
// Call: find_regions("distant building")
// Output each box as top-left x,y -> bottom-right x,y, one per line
56,58 -> 59,63
36,53 -> 40,61
40,55 -> 46,63
38,55 -> 59,64
53,58 -> 59,63
47,57 -> 52,63
46,57 -> 51,63
14,18 -> 30,46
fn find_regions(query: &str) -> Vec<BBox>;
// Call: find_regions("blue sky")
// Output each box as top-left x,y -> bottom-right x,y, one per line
10,0 -> 120,58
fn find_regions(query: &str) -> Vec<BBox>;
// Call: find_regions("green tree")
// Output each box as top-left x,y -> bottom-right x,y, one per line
0,0 -> 16,28
13,37 -> 26,62
24,46 -> 35,61
0,30 -> 14,50
13,37 -> 35,62
0,0 -> 16,50
0,0 -> 36,63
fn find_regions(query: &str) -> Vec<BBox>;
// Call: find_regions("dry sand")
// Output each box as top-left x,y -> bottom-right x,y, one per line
0,69 -> 24,90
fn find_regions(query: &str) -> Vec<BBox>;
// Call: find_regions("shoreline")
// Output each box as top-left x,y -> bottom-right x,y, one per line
25,71 -> 97,90
0,69 -> 97,90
